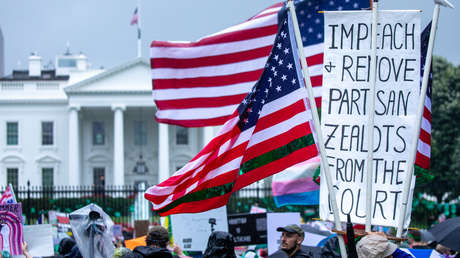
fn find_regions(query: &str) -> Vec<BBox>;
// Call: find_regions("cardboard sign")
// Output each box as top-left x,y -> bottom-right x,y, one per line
134,220 -> 149,238
23,224 -> 54,257
228,213 -> 267,245
0,203 -> 23,255
171,206 -> 227,251
320,10 -> 421,227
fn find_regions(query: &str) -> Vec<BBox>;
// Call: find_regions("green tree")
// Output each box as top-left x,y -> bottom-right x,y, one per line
420,57 -> 460,202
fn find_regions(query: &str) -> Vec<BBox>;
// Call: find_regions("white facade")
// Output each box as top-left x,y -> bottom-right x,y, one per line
0,54 -> 213,187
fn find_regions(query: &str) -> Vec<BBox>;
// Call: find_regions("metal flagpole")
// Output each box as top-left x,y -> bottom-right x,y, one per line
396,0 -> 454,238
365,0 -> 379,233
286,1 -> 348,257
137,0 -> 142,58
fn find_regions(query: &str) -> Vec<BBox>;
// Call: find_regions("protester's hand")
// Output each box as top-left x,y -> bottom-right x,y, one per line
367,231 -> 387,238
172,244 -> 192,258
21,242 -> 28,253
21,242 -> 32,258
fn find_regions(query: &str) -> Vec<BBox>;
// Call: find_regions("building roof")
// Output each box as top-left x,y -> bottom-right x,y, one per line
65,57 -> 149,93
0,69 -> 69,81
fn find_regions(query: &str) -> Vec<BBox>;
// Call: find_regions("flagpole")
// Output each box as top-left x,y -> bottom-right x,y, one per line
137,0 -> 142,58
365,0 -> 379,233
395,0 -> 453,238
286,1 -> 347,257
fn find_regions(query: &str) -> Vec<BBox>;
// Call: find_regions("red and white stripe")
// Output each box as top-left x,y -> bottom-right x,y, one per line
0,184 -> 16,204
151,2 -> 325,127
415,95 -> 431,169
145,86 -> 317,214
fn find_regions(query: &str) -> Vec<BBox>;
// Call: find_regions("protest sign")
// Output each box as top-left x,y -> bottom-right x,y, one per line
0,203 -> 23,255
228,213 -> 267,245
266,212 -> 301,255
320,10 -> 421,227
134,220 -> 149,238
171,206 -> 227,251
23,224 -> 54,257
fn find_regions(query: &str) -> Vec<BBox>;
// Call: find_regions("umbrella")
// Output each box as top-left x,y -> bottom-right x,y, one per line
428,216 -> 460,251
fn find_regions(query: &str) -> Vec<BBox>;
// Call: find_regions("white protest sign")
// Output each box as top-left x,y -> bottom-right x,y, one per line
266,212 -> 301,255
170,206 -> 228,251
320,10 -> 420,227
23,224 -> 54,257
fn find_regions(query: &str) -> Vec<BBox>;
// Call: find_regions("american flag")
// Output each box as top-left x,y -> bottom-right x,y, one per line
151,0 -> 430,171
130,7 -> 139,26
153,0 -> 432,175
416,22 -> 432,171
151,1 -> 370,127
0,184 -> 17,204
145,11 -> 318,216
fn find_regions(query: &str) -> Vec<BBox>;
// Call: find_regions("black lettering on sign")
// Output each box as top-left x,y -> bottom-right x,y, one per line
329,24 -> 339,49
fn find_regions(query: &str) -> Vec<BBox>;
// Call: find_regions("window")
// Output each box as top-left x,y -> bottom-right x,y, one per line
7,168 -> 18,190
134,121 -> 146,146
6,122 -> 18,145
42,168 -> 54,188
41,121 -> 54,145
176,127 -> 189,145
93,167 -> 105,188
92,121 -> 105,145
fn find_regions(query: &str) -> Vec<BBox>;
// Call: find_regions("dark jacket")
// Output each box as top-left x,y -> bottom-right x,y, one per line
268,246 -> 314,258
132,246 -> 173,258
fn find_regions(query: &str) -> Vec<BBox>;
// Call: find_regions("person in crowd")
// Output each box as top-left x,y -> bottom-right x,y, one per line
132,225 -> 190,258
356,233 -> 412,258
203,231 -> 237,258
268,224 -> 313,258
57,237 -> 82,258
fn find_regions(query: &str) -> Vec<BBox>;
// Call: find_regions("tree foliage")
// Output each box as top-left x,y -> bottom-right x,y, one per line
420,57 -> 460,202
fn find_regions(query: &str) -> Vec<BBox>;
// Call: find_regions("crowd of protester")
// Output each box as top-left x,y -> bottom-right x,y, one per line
1,222 -> 456,258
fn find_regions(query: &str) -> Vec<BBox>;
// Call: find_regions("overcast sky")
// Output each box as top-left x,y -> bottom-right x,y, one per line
0,0 -> 458,74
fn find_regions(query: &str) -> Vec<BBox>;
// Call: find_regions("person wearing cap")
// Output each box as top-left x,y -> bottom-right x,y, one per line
268,224 -> 312,257
356,233 -> 412,258
132,225 -> 191,258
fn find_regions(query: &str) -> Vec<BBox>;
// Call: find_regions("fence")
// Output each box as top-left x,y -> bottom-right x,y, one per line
2,183 -> 295,226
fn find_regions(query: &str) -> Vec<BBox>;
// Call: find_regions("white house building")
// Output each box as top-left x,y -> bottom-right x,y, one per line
0,50 -> 214,188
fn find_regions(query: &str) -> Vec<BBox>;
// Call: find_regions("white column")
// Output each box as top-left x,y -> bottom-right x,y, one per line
68,105 -> 81,185
112,104 -> 126,186
202,127 -> 214,148
158,123 -> 169,183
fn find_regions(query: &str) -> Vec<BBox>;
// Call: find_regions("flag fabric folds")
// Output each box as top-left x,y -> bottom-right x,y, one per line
151,2 -> 283,127
415,22 -> 433,173
272,156 -> 320,207
145,11 -> 318,216
150,0 -> 370,127
0,184 -> 17,204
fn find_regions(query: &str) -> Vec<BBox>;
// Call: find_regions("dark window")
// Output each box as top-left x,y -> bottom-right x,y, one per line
7,168 -> 18,190
42,168 -> 54,188
93,167 -> 105,188
92,121 -> 105,145
134,121 -> 147,146
41,121 -> 54,145
176,127 -> 189,145
6,122 -> 18,145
